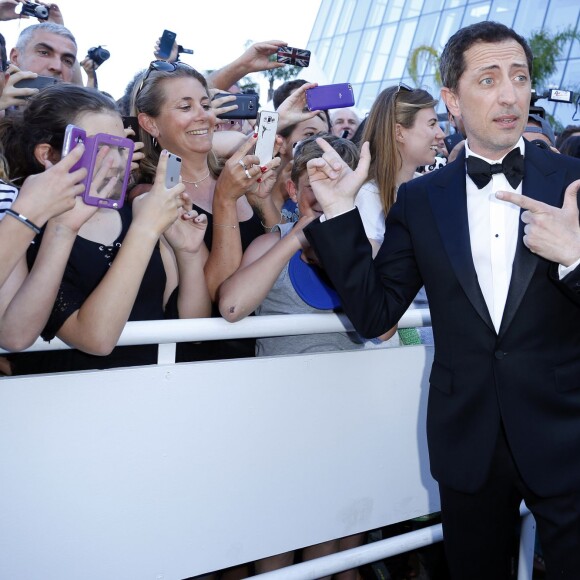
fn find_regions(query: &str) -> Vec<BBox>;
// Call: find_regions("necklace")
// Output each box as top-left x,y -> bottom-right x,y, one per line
182,170 -> 210,188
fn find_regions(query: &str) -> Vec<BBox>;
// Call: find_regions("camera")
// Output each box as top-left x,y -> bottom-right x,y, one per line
530,87 -> 574,117
20,1 -> 49,20
86,46 -> 110,67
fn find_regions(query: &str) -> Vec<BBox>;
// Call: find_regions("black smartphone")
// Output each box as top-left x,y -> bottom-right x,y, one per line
444,132 -> 464,154
157,30 -> 177,60
122,116 -> 140,142
14,75 -> 58,98
215,93 -> 259,119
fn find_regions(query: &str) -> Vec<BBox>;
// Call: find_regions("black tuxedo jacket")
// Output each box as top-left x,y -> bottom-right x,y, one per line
305,142 -> 580,496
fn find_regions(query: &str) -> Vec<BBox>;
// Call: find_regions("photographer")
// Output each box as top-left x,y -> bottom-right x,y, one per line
0,1 -> 64,24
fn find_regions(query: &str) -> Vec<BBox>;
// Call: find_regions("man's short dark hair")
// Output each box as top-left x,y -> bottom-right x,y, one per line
439,21 -> 533,90
273,79 -> 308,109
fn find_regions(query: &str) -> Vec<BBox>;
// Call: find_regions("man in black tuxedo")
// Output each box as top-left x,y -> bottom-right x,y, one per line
304,21 -> 580,579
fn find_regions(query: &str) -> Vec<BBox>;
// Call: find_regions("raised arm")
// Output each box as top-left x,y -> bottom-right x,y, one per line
55,151 -> 185,355
218,220 -> 311,322
206,40 -> 287,91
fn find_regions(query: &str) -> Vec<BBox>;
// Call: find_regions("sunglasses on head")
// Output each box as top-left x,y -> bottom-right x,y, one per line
136,60 -> 190,95
396,82 -> 414,94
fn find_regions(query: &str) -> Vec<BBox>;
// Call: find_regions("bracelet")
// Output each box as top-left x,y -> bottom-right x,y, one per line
260,221 -> 275,232
4,209 -> 41,235
213,223 -> 238,229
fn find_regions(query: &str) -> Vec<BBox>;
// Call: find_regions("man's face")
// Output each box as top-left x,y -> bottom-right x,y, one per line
441,39 -> 531,160
10,30 -> 77,82
331,108 -> 360,139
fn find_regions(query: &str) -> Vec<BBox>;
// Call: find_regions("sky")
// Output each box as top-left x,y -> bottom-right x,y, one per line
2,0 -> 324,102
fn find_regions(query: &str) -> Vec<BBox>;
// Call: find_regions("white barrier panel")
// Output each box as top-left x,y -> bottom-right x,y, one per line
0,345 -> 438,580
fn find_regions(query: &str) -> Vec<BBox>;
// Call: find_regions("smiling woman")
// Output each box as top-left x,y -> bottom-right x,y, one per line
130,60 -> 281,361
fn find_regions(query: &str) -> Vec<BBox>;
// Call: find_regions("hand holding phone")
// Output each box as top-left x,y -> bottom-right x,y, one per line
13,75 -> 58,98
214,93 -> 258,119
62,124 -> 134,210
276,46 -> 311,67
254,111 -> 279,165
164,152 -> 182,189
156,30 -> 177,60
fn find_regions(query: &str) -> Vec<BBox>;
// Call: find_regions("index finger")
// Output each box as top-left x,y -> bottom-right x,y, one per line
315,137 -> 342,171
495,190 -> 546,212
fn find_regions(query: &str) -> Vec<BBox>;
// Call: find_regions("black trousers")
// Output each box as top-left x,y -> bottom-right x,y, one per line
439,427 -> 580,579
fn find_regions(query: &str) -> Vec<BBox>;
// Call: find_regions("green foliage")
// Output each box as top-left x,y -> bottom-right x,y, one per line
528,27 -> 580,90
407,45 -> 441,87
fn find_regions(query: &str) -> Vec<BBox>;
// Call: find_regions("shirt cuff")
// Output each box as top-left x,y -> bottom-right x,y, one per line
320,206 -> 356,223
558,256 -> 580,279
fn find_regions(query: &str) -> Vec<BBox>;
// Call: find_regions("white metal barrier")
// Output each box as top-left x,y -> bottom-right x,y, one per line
0,311 -> 534,580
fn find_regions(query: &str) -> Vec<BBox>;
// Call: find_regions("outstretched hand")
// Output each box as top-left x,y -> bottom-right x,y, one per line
496,179 -> 580,266
307,138 -> 371,218
276,82 -> 322,132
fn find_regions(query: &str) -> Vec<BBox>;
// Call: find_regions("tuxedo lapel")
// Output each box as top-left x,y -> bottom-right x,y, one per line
499,143 -> 565,337
429,152 -> 495,333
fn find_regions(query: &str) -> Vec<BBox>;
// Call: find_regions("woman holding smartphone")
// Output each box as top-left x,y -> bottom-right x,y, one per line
0,84 -> 210,374
130,61 -> 284,361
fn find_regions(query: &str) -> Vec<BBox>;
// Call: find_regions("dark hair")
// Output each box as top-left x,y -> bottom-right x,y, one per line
131,63 -> 218,183
0,33 -> 7,72
0,84 -> 118,182
559,135 -> 580,159
291,133 -> 359,185
440,21 -> 533,90
272,79 -> 309,110
555,125 -> 580,150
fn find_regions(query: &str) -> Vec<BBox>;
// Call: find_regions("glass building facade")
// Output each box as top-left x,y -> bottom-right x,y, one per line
307,0 -> 580,128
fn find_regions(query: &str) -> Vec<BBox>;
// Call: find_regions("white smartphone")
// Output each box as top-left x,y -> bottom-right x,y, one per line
165,151 -> 182,189
254,111 -> 279,165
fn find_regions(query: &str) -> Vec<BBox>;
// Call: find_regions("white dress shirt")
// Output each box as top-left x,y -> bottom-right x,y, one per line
464,139 -> 525,332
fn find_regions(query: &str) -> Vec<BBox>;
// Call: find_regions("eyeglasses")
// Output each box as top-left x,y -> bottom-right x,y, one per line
396,82 -> 414,94
136,60 -> 184,95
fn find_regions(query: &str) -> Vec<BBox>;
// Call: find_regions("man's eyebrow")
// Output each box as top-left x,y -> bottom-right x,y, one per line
33,42 -> 54,52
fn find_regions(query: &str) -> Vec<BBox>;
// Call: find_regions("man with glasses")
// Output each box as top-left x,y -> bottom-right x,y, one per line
304,21 -> 580,579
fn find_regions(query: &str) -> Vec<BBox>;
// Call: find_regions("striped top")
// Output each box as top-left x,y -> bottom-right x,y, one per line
0,179 -> 18,219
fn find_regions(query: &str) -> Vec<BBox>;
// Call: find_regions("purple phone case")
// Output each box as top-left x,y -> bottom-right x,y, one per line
305,83 -> 355,111
62,125 -> 134,210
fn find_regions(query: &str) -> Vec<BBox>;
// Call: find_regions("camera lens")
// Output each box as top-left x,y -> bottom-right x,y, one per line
34,5 -> 49,18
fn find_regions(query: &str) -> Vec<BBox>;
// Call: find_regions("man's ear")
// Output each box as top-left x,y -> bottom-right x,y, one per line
440,87 -> 460,119
138,112 -> 158,138
33,143 -> 59,168
9,48 -> 20,68
286,178 -> 298,203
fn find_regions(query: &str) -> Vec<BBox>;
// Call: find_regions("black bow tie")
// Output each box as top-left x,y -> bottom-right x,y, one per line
466,148 -> 524,190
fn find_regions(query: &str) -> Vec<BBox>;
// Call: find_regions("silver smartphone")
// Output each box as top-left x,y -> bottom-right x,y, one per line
254,111 -> 279,165
165,152 -> 182,189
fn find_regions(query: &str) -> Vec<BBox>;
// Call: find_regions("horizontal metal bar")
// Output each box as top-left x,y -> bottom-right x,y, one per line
1,310 -> 431,354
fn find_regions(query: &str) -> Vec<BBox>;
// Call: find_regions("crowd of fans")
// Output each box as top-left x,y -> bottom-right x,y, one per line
1,4 -> 580,578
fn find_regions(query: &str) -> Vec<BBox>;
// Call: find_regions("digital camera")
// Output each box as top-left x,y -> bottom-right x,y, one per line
87,46 -> 110,67
20,1 -> 49,20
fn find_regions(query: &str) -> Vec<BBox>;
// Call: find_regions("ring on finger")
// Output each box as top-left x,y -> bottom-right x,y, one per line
238,159 -> 248,171
244,168 -> 252,179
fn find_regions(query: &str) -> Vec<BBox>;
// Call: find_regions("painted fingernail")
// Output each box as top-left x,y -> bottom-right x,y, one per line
257,178 -> 262,183
261,166 -> 268,173
253,132 -> 258,138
